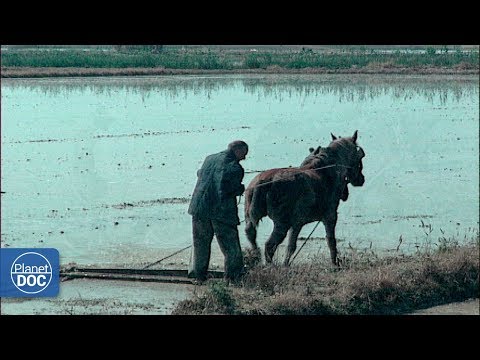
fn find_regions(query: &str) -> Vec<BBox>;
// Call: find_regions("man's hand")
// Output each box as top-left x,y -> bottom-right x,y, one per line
236,184 -> 245,196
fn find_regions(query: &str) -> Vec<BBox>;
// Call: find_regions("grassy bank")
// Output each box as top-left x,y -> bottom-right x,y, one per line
1,47 -> 478,77
172,241 -> 479,315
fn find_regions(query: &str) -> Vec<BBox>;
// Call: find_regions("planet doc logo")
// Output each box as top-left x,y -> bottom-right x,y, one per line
0,248 -> 59,297
11,252 -> 53,294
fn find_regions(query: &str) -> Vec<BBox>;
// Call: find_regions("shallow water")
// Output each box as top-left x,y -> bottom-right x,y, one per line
1,74 -> 479,268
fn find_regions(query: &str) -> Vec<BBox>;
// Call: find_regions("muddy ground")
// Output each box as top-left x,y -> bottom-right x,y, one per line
0,278 -> 196,315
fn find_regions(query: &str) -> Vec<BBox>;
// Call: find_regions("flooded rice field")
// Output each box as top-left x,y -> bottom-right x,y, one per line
1,74 -> 479,269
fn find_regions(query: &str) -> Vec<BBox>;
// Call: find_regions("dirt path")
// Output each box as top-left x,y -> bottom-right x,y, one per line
409,298 -> 479,315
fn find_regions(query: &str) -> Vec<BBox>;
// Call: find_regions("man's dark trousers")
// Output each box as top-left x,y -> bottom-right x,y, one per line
189,216 -> 244,281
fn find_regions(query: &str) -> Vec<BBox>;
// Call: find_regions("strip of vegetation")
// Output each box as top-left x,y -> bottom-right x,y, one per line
2,47 -> 478,73
245,49 -> 479,70
172,241 -> 479,315
1,49 -> 232,69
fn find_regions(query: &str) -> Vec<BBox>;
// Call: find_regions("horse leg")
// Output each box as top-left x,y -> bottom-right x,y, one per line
245,219 -> 258,250
284,225 -> 302,266
325,214 -> 339,266
265,222 -> 289,264
245,219 -> 262,264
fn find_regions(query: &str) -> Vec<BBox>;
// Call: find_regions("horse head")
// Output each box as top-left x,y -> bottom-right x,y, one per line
330,130 -> 365,187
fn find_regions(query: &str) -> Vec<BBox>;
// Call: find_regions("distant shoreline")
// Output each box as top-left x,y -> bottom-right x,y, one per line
2,66 -> 479,78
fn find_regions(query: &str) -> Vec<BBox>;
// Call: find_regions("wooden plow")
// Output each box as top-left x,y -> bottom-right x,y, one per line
60,266 -> 224,284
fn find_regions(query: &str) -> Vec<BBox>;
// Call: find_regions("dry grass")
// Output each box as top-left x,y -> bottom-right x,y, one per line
173,242 -> 479,315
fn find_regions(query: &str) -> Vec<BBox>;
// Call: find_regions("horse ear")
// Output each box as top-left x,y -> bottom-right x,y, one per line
309,147 -> 315,153
331,133 -> 337,141
313,146 -> 322,155
352,130 -> 358,143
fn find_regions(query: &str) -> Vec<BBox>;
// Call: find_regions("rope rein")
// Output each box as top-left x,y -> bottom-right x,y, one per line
142,245 -> 192,270
288,221 -> 321,265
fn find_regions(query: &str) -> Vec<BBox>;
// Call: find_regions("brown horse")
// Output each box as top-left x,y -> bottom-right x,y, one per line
244,130 -> 365,266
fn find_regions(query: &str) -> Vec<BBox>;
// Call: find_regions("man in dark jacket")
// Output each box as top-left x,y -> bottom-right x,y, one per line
188,140 -> 248,282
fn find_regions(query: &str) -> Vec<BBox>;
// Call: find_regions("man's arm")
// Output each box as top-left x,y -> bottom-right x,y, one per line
220,162 -> 245,198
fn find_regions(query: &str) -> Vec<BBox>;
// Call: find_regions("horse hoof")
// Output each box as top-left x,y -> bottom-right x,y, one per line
244,247 -> 262,268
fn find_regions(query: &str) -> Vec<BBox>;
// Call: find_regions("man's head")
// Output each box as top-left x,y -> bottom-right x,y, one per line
228,140 -> 248,161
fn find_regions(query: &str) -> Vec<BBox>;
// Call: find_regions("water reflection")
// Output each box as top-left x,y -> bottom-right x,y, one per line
2,74 -> 478,105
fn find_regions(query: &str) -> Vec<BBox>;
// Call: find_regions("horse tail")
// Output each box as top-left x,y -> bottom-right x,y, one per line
244,178 -> 270,249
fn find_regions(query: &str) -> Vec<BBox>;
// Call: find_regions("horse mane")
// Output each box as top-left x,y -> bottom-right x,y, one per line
300,142 -> 339,171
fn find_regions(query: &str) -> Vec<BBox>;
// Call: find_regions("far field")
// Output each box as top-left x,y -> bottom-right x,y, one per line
1,45 -> 478,77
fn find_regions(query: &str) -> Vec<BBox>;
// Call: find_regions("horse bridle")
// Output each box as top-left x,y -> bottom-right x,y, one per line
343,146 -> 364,183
